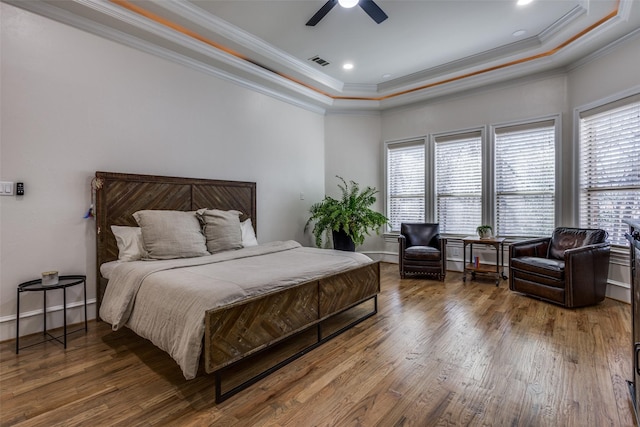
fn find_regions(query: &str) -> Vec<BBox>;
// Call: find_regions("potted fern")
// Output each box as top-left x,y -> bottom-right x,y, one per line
305,176 -> 389,251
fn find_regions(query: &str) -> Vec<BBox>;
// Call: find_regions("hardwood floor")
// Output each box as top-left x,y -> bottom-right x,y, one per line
1,262 -> 635,426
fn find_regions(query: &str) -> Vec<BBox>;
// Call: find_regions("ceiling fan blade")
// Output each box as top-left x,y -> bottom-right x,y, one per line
359,0 -> 388,24
306,0 -> 338,26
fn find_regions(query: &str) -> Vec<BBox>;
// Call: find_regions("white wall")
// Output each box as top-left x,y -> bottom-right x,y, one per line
0,3 -> 325,341
568,35 -> 640,109
382,73 -> 568,139
324,112 -> 384,253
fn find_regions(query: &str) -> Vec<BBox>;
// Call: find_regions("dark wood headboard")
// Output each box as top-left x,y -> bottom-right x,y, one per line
94,171 -> 257,309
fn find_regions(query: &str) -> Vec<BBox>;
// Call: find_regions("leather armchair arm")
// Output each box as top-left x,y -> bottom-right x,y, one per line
398,234 -> 406,277
398,234 -> 407,252
439,236 -> 447,262
429,234 -> 442,250
564,241 -> 609,256
564,242 -> 610,307
510,237 -> 550,259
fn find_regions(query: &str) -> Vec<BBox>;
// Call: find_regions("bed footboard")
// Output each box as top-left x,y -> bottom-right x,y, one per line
205,261 -> 380,402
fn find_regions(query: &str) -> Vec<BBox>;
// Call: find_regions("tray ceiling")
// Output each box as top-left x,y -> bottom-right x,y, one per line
5,0 -> 640,113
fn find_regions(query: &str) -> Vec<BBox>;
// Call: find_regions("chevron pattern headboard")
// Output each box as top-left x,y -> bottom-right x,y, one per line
94,171 -> 256,308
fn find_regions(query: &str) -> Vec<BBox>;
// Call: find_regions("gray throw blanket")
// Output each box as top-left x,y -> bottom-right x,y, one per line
100,241 -> 372,379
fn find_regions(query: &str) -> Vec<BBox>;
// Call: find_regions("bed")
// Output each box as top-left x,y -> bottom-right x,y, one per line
94,171 -> 380,402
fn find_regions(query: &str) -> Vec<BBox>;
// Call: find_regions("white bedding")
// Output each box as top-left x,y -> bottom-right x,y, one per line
99,240 -> 373,379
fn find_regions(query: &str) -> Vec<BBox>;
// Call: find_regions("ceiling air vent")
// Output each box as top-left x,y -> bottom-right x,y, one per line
309,55 -> 330,67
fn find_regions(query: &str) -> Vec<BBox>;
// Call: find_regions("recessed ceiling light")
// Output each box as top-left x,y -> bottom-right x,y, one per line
513,29 -> 527,37
343,63 -> 354,70
382,73 -> 393,79
517,0 -> 533,6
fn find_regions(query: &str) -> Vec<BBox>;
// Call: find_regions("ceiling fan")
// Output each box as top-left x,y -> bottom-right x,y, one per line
306,0 -> 388,26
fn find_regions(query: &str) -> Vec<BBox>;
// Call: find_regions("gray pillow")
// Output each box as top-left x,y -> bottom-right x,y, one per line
132,210 -> 208,259
196,209 -> 243,253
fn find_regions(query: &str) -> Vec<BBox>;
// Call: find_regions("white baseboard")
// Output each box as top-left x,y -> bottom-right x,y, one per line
1,299 -> 97,342
606,279 -> 631,304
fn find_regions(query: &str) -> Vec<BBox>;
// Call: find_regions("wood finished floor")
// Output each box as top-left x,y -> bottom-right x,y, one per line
0,262 -> 635,426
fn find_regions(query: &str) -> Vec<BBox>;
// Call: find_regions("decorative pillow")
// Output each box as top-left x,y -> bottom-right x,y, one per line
111,225 -> 147,261
196,209 -> 243,253
241,218 -> 259,247
132,210 -> 209,260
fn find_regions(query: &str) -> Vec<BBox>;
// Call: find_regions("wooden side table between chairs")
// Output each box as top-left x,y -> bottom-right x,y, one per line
462,236 -> 507,286
16,274 -> 88,354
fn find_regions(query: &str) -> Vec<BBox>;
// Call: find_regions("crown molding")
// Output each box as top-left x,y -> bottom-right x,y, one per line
538,5 -> 587,43
381,67 -> 569,115
378,35 -> 543,94
566,25 -> 640,72
3,0 -> 330,114
325,109 -> 381,117
78,0 -> 333,105
341,83 -> 380,95
3,0 -> 637,115
157,0 -> 345,94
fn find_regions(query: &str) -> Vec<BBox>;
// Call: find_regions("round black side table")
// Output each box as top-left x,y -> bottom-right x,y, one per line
16,275 -> 88,354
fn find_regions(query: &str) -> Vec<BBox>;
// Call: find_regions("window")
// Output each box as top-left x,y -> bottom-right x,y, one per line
579,95 -> 640,247
384,120 -> 560,238
494,120 -> 556,237
386,139 -> 425,232
435,131 -> 482,235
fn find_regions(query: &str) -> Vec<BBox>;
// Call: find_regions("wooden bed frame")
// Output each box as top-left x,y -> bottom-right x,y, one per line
95,171 -> 380,402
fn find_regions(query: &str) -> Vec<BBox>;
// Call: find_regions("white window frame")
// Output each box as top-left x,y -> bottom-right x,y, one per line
384,137 -> 428,233
574,89 -> 640,248
431,127 -> 485,236
384,117 -> 563,240
489,115 -> 561,239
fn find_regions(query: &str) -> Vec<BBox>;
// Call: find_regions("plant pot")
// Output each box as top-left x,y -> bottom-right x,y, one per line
332,230 -> 356,252
478,230 -> 492,239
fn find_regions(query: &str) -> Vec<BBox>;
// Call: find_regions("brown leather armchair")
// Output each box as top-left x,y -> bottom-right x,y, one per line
398,223 -> 447,280
509,227 -> 610,308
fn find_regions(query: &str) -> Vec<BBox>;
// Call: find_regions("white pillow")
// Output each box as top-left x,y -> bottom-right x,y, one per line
111,225 -> 147,261
241,218 -> 259,247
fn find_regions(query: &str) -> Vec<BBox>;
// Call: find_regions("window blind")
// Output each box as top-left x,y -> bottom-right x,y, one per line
495,120 -> 556,237
387,140 -> 425,232
579,97 -> 640,247
435,133 -> 482,235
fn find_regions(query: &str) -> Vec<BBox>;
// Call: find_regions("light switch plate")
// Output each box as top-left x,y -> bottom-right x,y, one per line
0,181 -> 14,196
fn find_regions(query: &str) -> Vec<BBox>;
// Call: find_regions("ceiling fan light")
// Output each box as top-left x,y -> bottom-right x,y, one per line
338,0 -> 359,8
